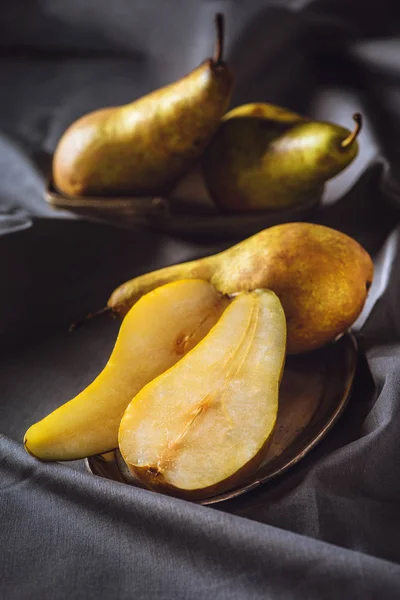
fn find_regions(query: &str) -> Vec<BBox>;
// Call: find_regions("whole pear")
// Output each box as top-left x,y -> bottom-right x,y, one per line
107,223 -> 373,354
53,14 -> 233,197
202,103 -> 362,212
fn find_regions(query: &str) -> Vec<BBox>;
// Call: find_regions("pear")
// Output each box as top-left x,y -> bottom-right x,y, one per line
202,103 -> 362,212
53,14 -> 233,198
106,222 -> 373,354
24,280 -> 229,460
119,289 -> 286,500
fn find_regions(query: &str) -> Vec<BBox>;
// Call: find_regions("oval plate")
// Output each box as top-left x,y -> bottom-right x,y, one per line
45,178 -> 321,240
86,332 -> 357,505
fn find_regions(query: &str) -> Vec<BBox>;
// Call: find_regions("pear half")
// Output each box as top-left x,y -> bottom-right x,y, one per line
119,289 -> 286,500
24,280 -> 229,461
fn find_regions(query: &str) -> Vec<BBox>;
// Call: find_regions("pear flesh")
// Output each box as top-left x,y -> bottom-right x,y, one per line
119,289 -> 287,500
24,280 -> 229,460
108,222 -> 373,354
202,103 -> 361,212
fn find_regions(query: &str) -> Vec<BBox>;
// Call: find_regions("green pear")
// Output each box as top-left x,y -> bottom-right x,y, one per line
53,14 -> 233,198
106,222 -> 373,355
202,103 -> 362,212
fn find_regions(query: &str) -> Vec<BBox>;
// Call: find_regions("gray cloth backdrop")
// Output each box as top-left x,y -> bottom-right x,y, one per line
2,1 -> 400,598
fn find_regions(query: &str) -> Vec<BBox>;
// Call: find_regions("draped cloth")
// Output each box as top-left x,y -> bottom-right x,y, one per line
2,2 -> 400,598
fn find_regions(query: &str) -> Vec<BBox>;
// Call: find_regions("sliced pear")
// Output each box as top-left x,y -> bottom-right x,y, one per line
119,289 -> 286,500
24,280 -> 229,461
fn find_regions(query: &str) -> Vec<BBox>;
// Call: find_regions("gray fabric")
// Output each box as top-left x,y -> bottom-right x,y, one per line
2,1 -> 400,598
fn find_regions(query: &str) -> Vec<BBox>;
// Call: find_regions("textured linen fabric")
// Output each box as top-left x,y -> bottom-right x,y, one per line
2,1 -> 400,598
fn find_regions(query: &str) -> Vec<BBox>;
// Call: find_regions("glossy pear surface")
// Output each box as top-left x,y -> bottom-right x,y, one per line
202,103 -> 360,212
53,62 -> 232,198
108,222 -> 373,354
119,289 -> 286,500
24,280 -> 229,460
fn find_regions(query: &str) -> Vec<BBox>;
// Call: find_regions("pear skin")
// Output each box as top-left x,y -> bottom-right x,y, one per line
24,280 -> 229,460
107,222 -> 373,354
53,15 -> 233,198
119,289 -> 286,500
202,103 -> 362,212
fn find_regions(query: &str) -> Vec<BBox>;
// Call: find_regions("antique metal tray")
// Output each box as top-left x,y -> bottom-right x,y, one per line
45,175 -> 321,239
86,332 -> 357,505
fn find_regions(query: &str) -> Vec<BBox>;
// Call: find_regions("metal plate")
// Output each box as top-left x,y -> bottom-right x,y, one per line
45,178 -> 321,240
86,333 -> 357,505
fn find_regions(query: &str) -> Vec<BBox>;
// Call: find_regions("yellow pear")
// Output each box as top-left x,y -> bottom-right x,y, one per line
107,223 -> 373,354
24,280 -> 229,460
119,289 -> 286,500
53,14 -> 233,197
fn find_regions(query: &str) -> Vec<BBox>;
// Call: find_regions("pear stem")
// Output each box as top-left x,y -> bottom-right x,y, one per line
341,113 -> 363,148
69,306 -> 114,332
213,13 -> 225,65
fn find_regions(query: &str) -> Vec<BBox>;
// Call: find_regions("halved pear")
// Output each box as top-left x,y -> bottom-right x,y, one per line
119,289 -> 286,500
24,279 -> 229,461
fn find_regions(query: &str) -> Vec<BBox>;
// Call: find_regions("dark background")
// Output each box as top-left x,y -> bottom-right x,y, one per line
2,1 -> 400,598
